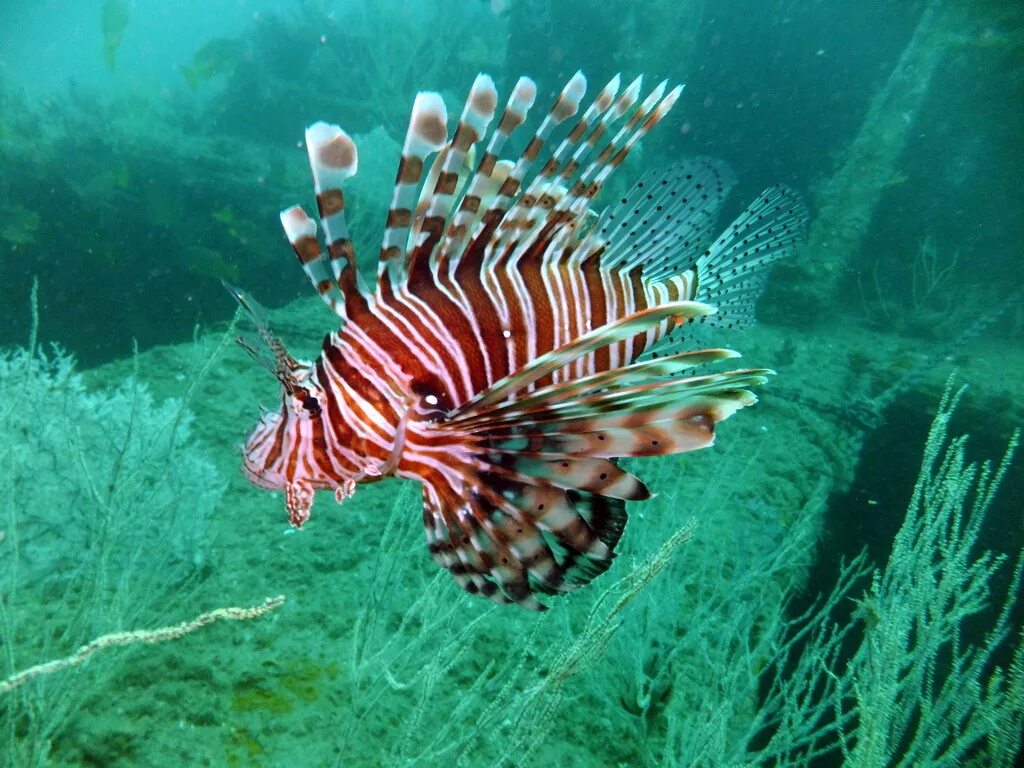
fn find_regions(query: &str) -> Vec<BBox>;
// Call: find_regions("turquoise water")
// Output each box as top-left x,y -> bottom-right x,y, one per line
1,1 -> 1022,766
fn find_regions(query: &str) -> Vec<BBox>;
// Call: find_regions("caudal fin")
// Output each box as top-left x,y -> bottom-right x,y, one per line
693,185 -> 808,329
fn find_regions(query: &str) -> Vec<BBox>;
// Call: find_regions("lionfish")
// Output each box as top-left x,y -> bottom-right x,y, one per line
230,72 -> 807,610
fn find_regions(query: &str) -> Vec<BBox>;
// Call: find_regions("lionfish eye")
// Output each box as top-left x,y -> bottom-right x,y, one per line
301,395 -> 322,416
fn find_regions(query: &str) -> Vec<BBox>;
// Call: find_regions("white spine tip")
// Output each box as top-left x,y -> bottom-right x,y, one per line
513,76 -> 537,108
565,70 -> 587,101
469,74 -> 499,118
615,76 -> 644,116
642,81 -> 668,110
662,85 -> 684,110
552,71 -> 587,122
305,122 -> 358,192
596,74 -> 622,109
472,72 -> 497,94
407,92 -> 449,154
279,206 -> 317,242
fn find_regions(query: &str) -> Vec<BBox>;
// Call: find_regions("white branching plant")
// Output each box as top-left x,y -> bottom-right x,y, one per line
0,285 -> 273,766
838,384 -> 1023,768
709,382 -> 1022,768
640,381 -> 1021,768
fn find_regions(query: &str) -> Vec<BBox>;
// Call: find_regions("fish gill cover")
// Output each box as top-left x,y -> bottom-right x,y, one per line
0,0 -> 1022,766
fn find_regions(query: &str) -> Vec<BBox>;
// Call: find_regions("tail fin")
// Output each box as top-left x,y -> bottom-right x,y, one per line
693,185 -> 808,329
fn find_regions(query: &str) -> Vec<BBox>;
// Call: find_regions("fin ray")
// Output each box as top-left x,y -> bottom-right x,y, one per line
452,300 -> 715,413
379,92 -> 450,288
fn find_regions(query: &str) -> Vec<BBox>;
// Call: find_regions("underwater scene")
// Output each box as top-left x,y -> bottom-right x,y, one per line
1,0 -> 1023,765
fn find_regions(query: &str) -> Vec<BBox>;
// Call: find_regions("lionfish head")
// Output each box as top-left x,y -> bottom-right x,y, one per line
224,283 -> 331,496
240,361 -> 329,492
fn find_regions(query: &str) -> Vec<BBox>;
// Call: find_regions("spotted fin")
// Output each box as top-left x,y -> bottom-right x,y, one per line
420,466 -> 629,611
692,185 -> 809,329
602,167 -> 807,333
416,303 -> 767,610
597,157 -> 738,282
420,359 -> 763,611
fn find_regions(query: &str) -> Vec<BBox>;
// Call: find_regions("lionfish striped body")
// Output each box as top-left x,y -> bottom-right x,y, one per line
231,72 -> 807,610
